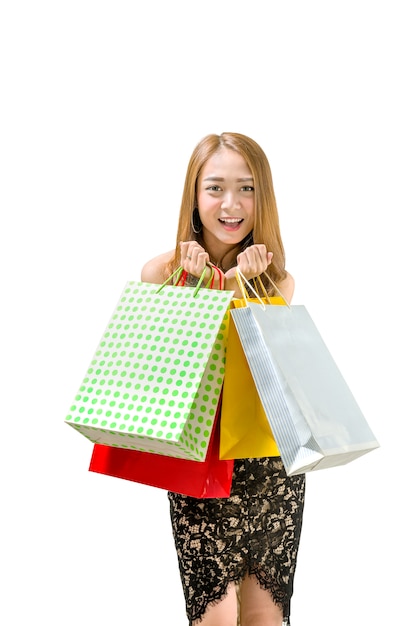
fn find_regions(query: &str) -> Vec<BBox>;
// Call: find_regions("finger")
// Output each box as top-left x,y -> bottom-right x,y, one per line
237,246 -> 271,278
239,248 -> 262,270
250,244 -> 267,262
181,242 -> 201,263
187,245 -> 205,263
184,246 -> 209,276
194,250 -> 210,272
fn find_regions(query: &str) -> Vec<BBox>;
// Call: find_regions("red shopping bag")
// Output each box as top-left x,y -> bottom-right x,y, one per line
89,402 -> 234,498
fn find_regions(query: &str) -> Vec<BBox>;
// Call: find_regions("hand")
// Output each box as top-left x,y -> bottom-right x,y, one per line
180,241 -> 210,277
224,244 -> 273,281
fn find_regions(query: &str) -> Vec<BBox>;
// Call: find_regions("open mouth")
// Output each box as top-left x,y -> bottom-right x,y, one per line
219,218 -> 243,225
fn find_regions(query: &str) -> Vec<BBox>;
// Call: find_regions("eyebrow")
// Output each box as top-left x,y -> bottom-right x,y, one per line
203,176 -> 254,182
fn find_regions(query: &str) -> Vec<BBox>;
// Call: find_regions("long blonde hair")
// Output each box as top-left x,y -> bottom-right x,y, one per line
169,132 -> 287,293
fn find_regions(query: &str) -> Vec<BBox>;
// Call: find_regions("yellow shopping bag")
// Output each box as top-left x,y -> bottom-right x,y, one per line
219,282 -> 287,459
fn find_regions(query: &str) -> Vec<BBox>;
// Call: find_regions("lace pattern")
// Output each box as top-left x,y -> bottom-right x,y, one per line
168,457 -> 305,624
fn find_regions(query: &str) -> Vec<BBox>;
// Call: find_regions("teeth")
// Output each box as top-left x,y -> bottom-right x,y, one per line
220,218 -> 242,223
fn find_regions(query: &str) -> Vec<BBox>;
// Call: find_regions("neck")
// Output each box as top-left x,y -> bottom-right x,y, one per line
201,236 -> 239,273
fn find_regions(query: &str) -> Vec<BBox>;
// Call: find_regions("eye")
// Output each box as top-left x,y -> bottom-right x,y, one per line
241,185 -> 254,192
206,185 -> 222,192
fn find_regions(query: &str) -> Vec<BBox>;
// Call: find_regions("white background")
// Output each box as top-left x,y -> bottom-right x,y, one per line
1,1 -> 417,624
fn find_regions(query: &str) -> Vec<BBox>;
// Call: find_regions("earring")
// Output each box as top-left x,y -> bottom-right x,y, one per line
191,207 -> 202,234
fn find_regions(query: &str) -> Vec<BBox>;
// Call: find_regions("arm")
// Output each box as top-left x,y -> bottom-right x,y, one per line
140,247 -> 223,290
223,244 -> 295,302
141,250 -> 174,284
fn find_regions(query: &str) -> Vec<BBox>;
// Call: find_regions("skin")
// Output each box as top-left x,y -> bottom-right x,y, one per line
141,146 -> 293,625
142,148 -> 295,303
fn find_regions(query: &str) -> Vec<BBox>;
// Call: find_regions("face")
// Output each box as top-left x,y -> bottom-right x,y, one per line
196,147 -> 255,256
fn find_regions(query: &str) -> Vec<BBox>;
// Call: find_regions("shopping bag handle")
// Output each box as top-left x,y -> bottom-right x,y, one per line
235,268 -> 290,308
156,265 -> 215,297
260,272 -> 290,307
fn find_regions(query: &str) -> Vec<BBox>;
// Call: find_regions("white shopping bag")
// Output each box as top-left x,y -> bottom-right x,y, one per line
230,302 -> 380,475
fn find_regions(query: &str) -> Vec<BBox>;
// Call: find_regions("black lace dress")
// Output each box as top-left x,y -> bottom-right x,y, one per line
168,456 -> 306,625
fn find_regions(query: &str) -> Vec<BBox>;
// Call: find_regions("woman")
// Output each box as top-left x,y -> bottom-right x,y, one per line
141,132 -> 305,626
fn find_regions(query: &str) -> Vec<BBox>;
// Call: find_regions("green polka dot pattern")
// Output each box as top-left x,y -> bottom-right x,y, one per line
65,281 -> 234,461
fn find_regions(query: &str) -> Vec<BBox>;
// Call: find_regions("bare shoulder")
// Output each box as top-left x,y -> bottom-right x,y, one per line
279,271 -> 295,303
141,250 -> 175,284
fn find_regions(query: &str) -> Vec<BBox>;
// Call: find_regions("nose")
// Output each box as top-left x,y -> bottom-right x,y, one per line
221,191 -> 240,210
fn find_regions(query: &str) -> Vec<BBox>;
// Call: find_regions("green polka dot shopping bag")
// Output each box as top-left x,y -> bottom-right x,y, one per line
65,270 -> 235,461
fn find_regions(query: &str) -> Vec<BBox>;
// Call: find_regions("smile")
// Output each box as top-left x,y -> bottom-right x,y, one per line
219,218 -> 243,224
